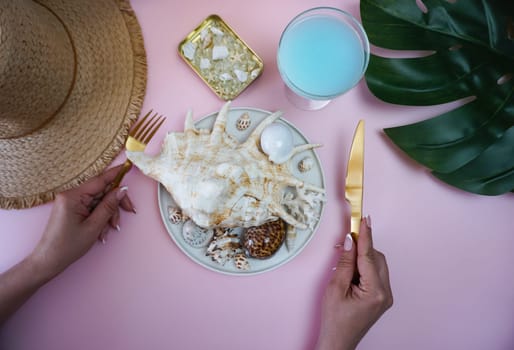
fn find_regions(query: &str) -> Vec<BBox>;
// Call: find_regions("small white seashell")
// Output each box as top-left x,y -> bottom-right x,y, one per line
219,72 -> 233,81
182,42 -> 197,60
285,225 -> 297,252
210,26 -> 224,36
182,220 -> 214,248
168,206 -> 185,224
260,123 -> 294,164
200,58 -> 211,70
234,253 -> 250,270
250,68 -> 261,79
298,156 -> 314,172
236,113 -> 251,131
212,45 -> 229,60
234,69 -> 248,82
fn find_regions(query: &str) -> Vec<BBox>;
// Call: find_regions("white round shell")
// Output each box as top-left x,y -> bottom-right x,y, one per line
182,220 -> 214,248
260,122 -> 294,164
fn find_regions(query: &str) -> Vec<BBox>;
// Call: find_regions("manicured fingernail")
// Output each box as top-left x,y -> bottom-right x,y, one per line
365,215 -> 372,228
343,233 -> 353,251
116,224 -> 121,232
101,237 -> 106,244
132,206 -> 137,214
331,266 -> 337,271
117,186 -> 128,201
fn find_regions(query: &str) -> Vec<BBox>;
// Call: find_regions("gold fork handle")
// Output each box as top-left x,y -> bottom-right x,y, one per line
111,159 -> 133,189
88,160 -> 133,211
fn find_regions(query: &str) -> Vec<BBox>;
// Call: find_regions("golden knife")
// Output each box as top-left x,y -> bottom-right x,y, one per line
345,120 -> 365,240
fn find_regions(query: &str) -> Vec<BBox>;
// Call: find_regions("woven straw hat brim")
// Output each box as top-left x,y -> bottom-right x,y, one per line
0,0 -> 146,209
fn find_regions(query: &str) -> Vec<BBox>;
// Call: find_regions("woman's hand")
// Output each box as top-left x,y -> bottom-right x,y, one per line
1,165 -> 135,325
30,165 -> 135,281
316,216 -> 393,350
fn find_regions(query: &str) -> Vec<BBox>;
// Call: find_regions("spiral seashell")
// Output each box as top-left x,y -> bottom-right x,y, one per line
168,206 -> 185,224
126,101 -> 325,231
298,156 -> 314,172
234,253 -> 250,270
242,219 -> 286,259
236,112 -> 251,131
182,220 -> 214,248
206,227 -> 243,266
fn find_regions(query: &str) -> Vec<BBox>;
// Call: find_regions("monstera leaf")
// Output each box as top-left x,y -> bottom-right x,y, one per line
361,0 -> 514,195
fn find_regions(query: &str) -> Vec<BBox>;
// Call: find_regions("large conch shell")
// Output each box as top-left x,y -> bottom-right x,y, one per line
127,102 -> 325,230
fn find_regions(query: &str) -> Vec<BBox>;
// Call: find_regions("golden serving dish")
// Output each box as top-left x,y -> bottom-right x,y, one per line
178,15 -> 264,100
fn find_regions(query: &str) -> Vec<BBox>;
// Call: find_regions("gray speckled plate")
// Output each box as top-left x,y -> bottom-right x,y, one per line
157,107 -> 325,275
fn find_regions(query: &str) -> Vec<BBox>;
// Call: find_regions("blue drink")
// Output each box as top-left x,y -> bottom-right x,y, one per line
278,7 -> 369,110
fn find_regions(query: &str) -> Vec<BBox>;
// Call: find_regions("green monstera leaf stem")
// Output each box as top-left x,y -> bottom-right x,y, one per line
361,0 -> 514,195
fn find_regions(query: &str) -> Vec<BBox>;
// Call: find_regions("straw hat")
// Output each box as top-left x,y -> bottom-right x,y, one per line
0,0 -> 147,209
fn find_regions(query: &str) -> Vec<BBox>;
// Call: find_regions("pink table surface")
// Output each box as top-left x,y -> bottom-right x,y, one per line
2,1 -> 514,349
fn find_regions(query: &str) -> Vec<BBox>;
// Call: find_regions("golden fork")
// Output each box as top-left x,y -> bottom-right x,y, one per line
89,110 -> 166,210
111,110 -> 166,188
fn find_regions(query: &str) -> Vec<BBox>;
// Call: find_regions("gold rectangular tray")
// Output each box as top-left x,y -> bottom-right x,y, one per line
178,15 -> 264,100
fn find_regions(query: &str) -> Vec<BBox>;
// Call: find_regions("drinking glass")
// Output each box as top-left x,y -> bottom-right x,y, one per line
277,7 -> 370,110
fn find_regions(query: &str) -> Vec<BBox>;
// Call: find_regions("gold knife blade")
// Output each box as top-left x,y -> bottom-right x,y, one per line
345,120 -> 365,240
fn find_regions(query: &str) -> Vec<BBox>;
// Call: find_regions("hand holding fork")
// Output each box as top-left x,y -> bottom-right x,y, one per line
89,110 -> 166,211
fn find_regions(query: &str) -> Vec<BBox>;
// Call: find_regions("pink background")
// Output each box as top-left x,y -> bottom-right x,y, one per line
2,0 -> 514,349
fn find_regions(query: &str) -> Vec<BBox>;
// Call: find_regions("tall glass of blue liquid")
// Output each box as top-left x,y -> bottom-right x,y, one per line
277,7 -> 370,110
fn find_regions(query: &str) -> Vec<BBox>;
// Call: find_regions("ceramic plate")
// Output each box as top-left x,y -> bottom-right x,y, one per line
157,107 -> 325,275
